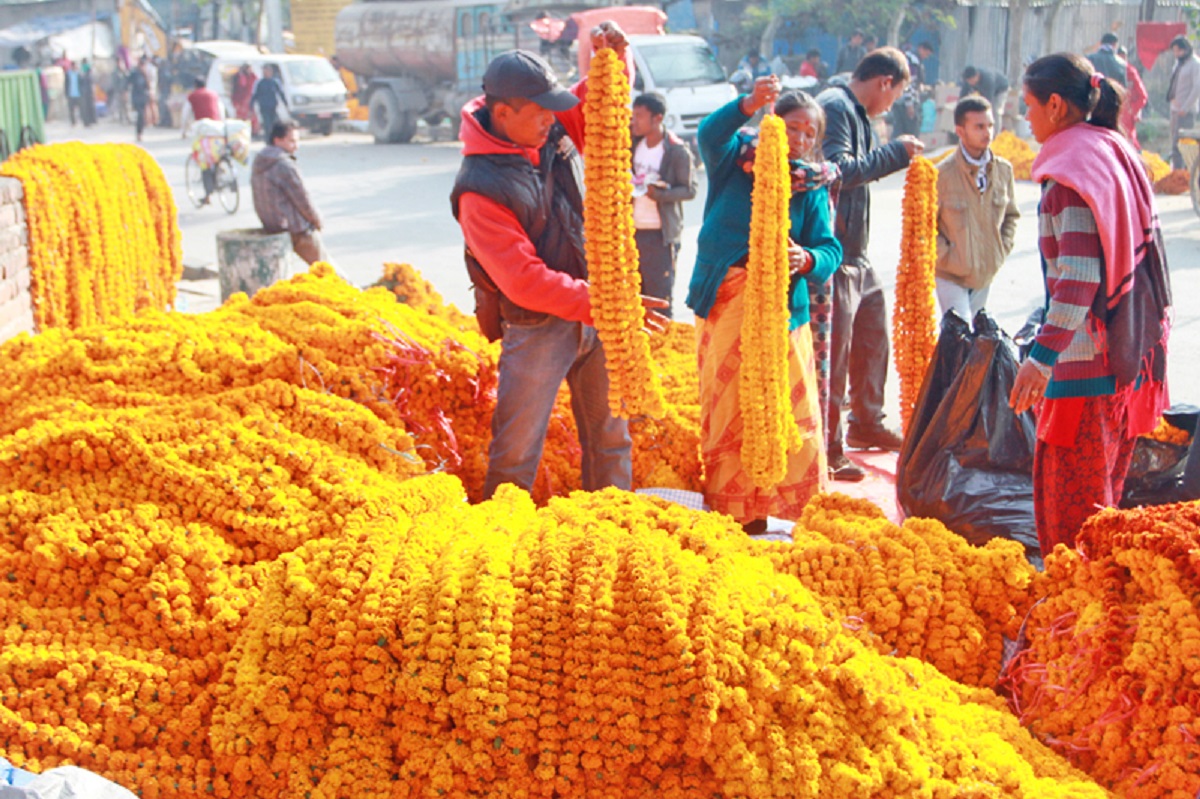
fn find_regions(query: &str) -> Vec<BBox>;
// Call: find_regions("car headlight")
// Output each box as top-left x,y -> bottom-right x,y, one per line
294,95 -> 309,106
664,113 -> 678,131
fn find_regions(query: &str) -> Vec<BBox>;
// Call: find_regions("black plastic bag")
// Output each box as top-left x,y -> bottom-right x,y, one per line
897,311 -> 1040,557
1119,404 -> 1198,507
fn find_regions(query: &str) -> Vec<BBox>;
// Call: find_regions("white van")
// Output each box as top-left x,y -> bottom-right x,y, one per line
204,52 -> 349,135
626,34 -> 737,143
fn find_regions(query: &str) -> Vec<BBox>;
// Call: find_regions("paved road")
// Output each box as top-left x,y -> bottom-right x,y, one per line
40,118 -> 1200,418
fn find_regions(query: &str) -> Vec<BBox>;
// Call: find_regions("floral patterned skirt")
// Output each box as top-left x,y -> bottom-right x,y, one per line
697,268 -> 827,524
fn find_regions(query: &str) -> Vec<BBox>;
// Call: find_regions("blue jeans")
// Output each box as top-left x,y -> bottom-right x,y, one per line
484,315 -> 631,498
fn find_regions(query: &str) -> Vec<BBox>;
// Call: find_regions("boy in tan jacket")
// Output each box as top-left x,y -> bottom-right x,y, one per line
935,95 -> 1020,322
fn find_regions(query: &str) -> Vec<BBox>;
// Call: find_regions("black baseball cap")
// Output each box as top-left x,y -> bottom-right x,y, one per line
482,50 -> 579,111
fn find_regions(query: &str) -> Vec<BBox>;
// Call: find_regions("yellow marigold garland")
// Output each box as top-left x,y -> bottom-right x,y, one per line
893,156 -> 939,434
0,142 -> 181,331
583,47 -> 665,419
740,113 -> 800,489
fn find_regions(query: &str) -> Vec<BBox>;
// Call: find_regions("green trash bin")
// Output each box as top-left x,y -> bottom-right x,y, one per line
0,71 -> 46,159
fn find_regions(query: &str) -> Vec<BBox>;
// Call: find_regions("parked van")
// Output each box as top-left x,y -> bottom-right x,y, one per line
203,51 -> 349,134
625,34 -> 737,142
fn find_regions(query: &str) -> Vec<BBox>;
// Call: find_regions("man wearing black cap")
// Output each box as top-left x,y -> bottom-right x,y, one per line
450,23 -> 667,500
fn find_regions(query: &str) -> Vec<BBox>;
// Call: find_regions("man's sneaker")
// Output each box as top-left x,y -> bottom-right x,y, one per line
846,426 -> 904,452
828,453 -> 865,482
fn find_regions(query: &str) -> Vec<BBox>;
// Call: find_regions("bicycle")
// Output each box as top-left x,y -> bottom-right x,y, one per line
185,120 -> 249,214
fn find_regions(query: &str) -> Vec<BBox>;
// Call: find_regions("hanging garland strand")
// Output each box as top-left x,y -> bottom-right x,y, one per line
892,156 -> 939,434
740,113 -> 800,489
583,47 -> 665,419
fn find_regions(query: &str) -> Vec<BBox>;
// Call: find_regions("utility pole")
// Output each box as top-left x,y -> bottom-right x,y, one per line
263,0 -> 284,52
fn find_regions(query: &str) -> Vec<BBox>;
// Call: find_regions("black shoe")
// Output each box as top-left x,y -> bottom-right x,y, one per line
846,426 -> 904,452
828,454 -> 865,482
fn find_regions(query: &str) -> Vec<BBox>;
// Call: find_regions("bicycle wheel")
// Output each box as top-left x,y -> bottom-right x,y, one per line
185,155 -> 207,209
215,156 -> 239,214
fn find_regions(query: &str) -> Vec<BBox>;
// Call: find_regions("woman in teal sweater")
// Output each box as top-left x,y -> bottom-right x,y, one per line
687,76 -> 842,534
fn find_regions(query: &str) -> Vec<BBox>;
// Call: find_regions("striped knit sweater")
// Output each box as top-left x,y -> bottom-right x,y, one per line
1031,179 -> 1115,398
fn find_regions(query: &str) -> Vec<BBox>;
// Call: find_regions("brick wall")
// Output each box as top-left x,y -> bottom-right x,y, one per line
0,176 -> 34,346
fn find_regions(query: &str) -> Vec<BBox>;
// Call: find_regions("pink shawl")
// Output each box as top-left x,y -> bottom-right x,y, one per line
1032,122 -> 1172,431
1031,123 -> 1153,312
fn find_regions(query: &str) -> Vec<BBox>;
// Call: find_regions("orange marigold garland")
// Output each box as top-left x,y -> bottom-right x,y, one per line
893,156 -> 939,433
740,113 -> 800,489
1003,502 -> 1200,799
583,47 -> 665,419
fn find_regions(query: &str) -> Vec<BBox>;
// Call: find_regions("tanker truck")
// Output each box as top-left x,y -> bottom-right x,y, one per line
335,1 -> 734,145
334,0 -> 527,143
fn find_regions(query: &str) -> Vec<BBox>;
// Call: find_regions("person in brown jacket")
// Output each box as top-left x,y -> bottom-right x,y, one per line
934,95 -> 1019,322
251,121 -> 329,265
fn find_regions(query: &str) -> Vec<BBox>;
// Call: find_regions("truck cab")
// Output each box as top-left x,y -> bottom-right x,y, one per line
626,34 -> 736,143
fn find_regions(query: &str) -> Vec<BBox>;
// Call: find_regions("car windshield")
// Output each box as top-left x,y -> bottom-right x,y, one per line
638,41 -> 726,88
283,59 -> 340,85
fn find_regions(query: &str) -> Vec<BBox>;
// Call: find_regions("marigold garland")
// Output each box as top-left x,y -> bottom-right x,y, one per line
582,47 -> 665,419
0,142 -> 182,331
991,131 -> 1036,181
1003,502 -> 1200,799
740,113 -> 800,489
1141,150 -> 1172,184
892,156 -> 939,433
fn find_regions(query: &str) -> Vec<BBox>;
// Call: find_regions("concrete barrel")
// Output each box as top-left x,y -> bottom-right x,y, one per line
217,229 -> 291,303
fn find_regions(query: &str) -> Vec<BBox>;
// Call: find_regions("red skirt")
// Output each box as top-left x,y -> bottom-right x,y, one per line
1033,393 -> 1136,554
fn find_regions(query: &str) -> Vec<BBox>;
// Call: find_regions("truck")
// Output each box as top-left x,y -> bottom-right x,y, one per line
334,1 -> 735,145
334,0 -> 517,143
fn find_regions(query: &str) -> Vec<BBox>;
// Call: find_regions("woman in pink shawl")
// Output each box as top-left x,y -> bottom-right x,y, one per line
1010,53 -> 1172,554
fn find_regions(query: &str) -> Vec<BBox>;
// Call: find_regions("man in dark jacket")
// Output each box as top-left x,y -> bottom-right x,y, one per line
252,65 -> 289,141
251,121 -> 327,264
630,92 -> 697,317
450,29 -> 667,499
1088,32 -> 1128,87
129,58 -> 151,141
817,47 -> 923,481
835,31 -> 867,76
961,66 -> 1011,132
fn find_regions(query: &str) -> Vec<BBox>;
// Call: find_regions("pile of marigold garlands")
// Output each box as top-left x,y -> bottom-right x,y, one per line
0,142 -> 182,331
2,262 -> 1200,797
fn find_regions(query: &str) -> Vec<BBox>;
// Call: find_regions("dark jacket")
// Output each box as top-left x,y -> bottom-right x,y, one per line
835,43 -> 866,75
817,80 -> 911,266
960,67 -> 1009,101
128,68 -> 149,108
1088,46 -> 1128,87
251,145 -> 322,234
630,130 -> 697,246
450,92 -> 594,324
252,76 -> 288,112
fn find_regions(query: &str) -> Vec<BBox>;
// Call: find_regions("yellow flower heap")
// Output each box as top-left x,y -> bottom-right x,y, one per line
0,142 -> 182,331
741,113 -> 800,488
991,131 -> 1036,181
583,47 -> 665,419
198,487 -> 1106,799
892,156 -> 939,433
14,261 -> 1200,796
1006,502 -> 1200,799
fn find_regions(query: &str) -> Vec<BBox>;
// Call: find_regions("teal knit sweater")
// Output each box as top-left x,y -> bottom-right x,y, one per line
685,97 -> 842,329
